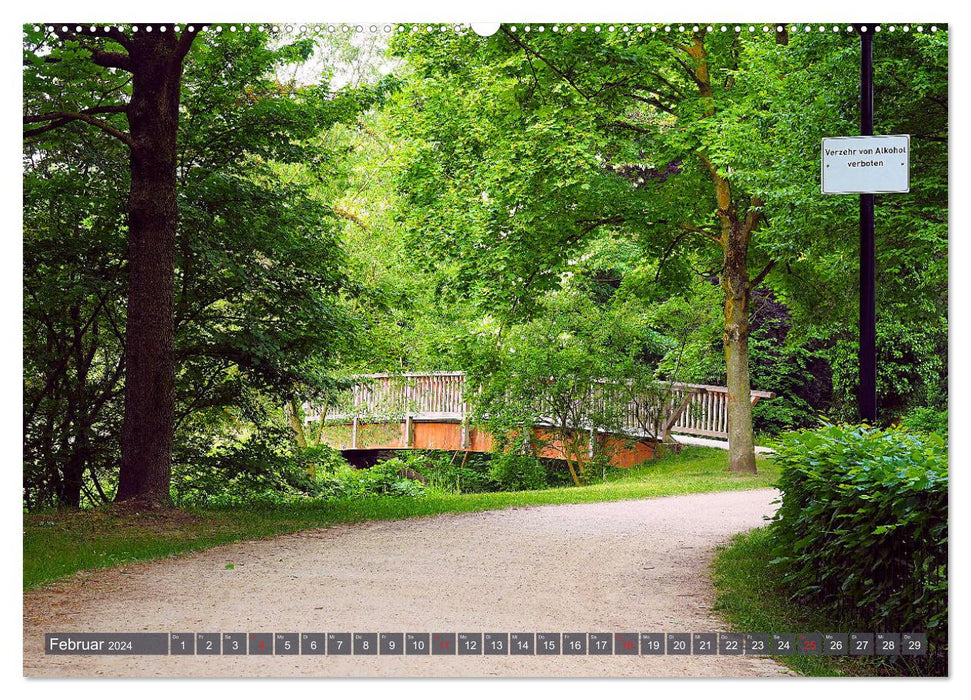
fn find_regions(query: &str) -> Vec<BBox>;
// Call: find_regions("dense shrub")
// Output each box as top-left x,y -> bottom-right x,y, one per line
314,458 -> 426,499
747,291 -> 833,435
173,435 -> 428,506
769,424 -> 947,674
407,451 -> 500,494
171,429 -> 314,507
294,444 -> 356,476
900,407 -> 948,439
488,450 -> 549,491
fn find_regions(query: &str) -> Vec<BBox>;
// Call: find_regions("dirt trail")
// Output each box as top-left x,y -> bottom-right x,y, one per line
24,489 -> 790,677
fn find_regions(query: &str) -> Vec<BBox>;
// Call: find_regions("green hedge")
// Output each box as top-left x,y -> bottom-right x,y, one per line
770,424 -> 947,675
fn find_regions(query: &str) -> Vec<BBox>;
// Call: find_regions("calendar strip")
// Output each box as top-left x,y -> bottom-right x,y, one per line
45,632 -> 927,656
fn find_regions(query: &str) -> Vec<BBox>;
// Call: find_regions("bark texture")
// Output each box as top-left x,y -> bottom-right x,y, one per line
115,32 -> 190,504
722,222 -> 757,473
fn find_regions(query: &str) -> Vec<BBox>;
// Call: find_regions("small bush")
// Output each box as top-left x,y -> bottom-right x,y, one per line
488,450 -> 548,491
769,424 -> 947,675
295,444 -> 354,477
900,407 -> 948,439
314,458 -> 426,499
172,429 -> 313,508
408,451 -> 500,494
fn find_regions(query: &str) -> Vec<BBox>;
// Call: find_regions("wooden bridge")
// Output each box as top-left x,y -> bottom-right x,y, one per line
308,372 -> 774,468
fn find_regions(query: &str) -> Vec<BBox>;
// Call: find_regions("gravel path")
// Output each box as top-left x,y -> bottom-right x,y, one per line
24,489 -> 790,677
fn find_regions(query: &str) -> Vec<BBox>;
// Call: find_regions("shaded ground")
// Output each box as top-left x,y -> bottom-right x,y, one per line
24,489 -> 790,677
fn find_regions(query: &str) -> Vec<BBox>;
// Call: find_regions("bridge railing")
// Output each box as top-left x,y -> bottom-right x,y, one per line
310,372 -> 774,441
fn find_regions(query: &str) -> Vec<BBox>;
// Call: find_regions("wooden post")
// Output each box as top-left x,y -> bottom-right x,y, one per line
405,377 -> 414,447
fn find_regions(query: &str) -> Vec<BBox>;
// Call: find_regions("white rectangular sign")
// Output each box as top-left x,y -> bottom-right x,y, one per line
821,135 -> 910,194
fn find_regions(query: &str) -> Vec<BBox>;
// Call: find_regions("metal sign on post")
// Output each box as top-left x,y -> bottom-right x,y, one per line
821,135 -> 910,194
819,27 -> 912,423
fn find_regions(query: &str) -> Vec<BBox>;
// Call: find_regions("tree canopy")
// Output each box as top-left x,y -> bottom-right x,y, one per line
23,23 -> 948,507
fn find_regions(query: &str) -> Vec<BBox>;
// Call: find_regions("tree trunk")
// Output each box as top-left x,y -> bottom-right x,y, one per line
286,397 -> 313,479
58,435 -> 88,509
688,33 -> 760,474
286,397 -> 309,448
722,222 -> 757,474
564,454 -> 581,486
115,34 -> 186,505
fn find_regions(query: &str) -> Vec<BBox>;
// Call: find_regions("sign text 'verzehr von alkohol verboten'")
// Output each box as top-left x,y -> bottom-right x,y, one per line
821,135 -> 910,194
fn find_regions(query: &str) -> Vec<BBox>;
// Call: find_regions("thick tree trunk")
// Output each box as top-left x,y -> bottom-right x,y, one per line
722,223 -> 757,474
115,35 -> 185,505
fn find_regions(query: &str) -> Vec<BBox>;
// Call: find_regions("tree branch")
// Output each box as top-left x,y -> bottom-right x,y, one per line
577,215 -> 626,233
742,195 -> 765,246
500,27 -> 591,101
624,92 -> 677,115
609,120 -> 653,134
24,107 -> 133,147
25,105 -> 127,123
654,228 -> 696,281
640,72 -> 688,101
174,25 -> 202,63
679,222 -> 723,245
748,260 -> 776,291
671,53 -> 706,90
52,27 -> 132,71
101,26 -> 133,51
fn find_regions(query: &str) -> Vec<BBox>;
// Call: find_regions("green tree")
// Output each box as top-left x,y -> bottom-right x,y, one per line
24,24 -> 202,503
23,128 -> 129,508
23,26 -> 377,508
387,25 -> 947,470
467,291 -> 621,484
388,26 -> 777,470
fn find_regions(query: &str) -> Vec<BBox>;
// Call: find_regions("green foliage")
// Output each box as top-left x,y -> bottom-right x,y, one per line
746,292 -> 832,434
769,424 -> 947,674
23,27 -> 380,509
827,317 -> 948,423
463,292 -> 615,483
173,439 -> 430,506
171,426 -> 314,508
293,444 -> 351,476
386,25 -> 947,436
900,407 -> 948,439
396,451 -> 500,494
745,32 -> 948,424
487,449 -> 549,491
23,131 -> 128,509
314,459 -> 426,499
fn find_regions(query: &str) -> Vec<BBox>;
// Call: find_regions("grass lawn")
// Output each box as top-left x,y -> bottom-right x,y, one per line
711,526 -> 920,677
24,447 -> 777,591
